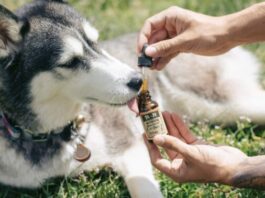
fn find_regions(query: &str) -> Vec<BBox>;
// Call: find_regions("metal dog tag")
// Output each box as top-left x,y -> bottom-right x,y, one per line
74,144 -> 91,162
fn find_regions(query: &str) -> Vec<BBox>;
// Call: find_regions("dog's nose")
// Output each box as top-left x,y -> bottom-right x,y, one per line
127,77 -> 143,91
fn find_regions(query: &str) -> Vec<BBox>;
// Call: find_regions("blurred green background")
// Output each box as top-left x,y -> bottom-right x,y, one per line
0,0 -> 265,197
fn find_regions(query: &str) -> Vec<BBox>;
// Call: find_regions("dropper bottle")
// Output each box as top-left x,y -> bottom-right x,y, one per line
138,44 -> 168,140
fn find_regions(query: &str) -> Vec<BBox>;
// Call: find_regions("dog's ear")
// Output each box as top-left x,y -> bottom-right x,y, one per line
0,5 -> 29,58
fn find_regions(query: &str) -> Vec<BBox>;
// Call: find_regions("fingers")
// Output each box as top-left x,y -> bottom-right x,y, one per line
137,12 -> 167,53
145,35 -> 186,58
153,135 -> 194,161
144,135 -> 162,162
153,52 -> 178,70
143,135 -> 172,175
154,158 -> 186,181
171,113 -> 197,144
162,112 -> 183,159
149,29 -> 169,44
137,31 -> 149,54
163,112 -> 198,145
137,6 -> 182,53
163,112 -> 183,140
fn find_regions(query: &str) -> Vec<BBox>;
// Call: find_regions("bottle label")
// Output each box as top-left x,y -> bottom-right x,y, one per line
140,107 -> 168,140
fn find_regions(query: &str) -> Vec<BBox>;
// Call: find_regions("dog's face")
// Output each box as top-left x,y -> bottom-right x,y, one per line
0,0 -> 142,130
0,0 -> 142,109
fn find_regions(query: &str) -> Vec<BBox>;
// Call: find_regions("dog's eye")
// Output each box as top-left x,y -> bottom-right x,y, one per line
59,57 -> 81,68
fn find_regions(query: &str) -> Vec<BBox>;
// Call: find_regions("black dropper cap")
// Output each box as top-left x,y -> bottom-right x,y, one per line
138,44 -> 153,67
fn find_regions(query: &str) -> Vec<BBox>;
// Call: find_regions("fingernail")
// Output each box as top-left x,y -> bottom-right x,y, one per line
153,135 -> 165,145
145,46 -> 157,56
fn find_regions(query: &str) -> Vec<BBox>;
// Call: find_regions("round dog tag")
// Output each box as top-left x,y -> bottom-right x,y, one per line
74,144 -> 91,162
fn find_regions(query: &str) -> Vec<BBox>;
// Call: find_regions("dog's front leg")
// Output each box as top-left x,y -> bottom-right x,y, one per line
113,136 -> 163,198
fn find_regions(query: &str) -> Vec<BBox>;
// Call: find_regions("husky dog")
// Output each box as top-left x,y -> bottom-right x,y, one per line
0,0 -> 265,197
0,0 -> 163,197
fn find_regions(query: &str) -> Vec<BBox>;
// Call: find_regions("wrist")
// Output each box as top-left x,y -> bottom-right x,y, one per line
213,15 -> 235,50
229,155 -> 265,189
215,155 -> 249,186
223,3 -> 265,46
218,14 -> 240,48
222,157 -> 249,186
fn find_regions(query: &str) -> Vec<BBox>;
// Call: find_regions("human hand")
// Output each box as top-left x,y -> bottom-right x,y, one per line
138,6 -> 234,70
144,112 -> 248,185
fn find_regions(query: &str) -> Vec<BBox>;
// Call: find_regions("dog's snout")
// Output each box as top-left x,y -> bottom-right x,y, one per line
127,77 -> 143,91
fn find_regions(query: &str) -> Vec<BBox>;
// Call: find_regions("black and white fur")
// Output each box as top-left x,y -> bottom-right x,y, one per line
0,1 -> 162,197
1,0 -> 265,197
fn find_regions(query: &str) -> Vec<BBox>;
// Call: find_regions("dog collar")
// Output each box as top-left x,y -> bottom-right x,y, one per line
0,112 -> 71,142
0,112 -> 91,162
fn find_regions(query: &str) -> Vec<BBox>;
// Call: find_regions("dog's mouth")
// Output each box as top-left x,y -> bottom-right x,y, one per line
109,97 -> 139,114
85,96 -> 139,114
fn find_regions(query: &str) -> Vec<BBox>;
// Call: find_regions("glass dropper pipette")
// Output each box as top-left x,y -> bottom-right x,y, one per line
138,44 -> 153,92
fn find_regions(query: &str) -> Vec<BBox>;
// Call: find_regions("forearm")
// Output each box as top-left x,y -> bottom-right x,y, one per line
230,155 -> 265,189
223,2 -> 265,46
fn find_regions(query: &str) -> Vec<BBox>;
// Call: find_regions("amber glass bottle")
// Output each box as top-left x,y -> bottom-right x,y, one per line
138,90 -> 168,140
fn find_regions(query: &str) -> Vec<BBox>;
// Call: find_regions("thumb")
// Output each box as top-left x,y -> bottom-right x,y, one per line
145,36 -> 186,58
153,135 -> 194,159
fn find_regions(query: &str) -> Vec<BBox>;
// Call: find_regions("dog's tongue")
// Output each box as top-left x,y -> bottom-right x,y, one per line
127,98 -> 139,114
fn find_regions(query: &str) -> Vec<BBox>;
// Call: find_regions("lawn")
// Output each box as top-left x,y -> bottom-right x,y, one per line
0,0 -> 265,197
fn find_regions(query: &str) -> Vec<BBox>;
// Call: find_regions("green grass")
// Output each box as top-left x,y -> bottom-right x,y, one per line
0,0 -> 265,197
